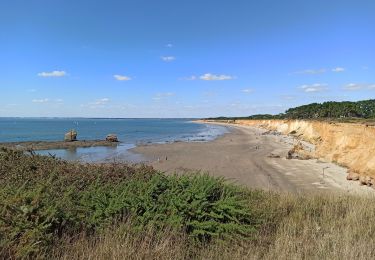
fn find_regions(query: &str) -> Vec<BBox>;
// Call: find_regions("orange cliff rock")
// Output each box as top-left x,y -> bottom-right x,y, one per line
220,119 -> 375,182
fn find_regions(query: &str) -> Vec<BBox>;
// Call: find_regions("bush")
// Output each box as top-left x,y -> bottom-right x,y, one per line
0,149 -> 260,258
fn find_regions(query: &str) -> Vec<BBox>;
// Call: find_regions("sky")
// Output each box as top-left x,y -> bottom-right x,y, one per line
0,0 -> 374,118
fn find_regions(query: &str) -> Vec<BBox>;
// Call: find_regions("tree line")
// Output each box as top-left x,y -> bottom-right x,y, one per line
206,99 -> 375,120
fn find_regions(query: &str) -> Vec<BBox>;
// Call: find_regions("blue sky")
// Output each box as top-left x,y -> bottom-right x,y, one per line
0,0 -> 374,118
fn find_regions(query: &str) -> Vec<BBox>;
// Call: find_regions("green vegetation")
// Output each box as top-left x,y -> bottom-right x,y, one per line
1,148 -> 375,259
206,99 -> 375,120
0,148 -> 258,258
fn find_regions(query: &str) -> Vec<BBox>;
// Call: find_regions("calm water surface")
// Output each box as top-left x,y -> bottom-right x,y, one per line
0,118 -> 229,162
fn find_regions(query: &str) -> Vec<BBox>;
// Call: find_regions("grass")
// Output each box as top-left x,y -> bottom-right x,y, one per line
1,148 -> 375,259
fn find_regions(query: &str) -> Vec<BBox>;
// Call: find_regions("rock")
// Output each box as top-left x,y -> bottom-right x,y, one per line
64,130 -> 77,142
359,176 -> 367,186
286,143 -> 311,160
346,171 -> 360,181
268,153 -> 281,158
262,130 -> 280,136
366,176 -> 373,186
106,134 -> 118,142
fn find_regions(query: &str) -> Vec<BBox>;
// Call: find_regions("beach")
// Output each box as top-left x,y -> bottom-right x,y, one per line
132,123 -> 373,195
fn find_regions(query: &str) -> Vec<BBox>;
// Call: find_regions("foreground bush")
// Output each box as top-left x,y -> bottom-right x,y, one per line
0,149 -> 258,258
2,148 -> 375,259
54,194 -> 375,260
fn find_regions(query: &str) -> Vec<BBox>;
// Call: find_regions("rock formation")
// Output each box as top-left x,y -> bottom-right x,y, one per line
106,134 -> 118,142
64,130 -> 77,142
227,119 -> 375,181
286,142 -> 312,160
346,171 -> 360,181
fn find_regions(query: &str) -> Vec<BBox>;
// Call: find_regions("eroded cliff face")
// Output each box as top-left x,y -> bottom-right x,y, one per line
231,120 -> 375,180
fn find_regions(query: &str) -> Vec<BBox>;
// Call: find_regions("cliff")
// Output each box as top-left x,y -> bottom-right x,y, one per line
221,119 -> 375,183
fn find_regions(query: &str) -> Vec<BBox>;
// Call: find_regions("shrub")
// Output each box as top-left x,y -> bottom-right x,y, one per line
0,149 -> 260,258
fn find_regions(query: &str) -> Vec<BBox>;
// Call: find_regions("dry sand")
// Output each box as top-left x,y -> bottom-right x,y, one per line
131,123 -> 374,195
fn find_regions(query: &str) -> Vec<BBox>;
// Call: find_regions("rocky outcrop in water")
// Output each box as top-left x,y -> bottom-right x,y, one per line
64,130 -> 77,142
106,134 -> 118,142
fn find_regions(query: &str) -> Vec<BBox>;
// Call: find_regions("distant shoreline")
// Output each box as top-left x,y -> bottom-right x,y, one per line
131,122 -> 373,195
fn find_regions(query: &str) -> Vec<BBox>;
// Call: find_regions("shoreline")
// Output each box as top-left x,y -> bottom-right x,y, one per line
131,122 -> 374,195
0,121 -> 229,152
3,121 -> 373,195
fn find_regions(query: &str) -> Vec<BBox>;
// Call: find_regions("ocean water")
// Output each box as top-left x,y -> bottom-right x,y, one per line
0,118 -> 229,162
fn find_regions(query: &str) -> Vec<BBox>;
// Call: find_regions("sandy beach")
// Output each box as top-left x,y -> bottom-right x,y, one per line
132,123 -> 374,195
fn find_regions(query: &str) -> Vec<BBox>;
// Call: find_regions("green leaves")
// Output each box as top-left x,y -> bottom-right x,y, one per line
0,149 -> 261,258
284,100 -> 375,119
113,173 -> 257,241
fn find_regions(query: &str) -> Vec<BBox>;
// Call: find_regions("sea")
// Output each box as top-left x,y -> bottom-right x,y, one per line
0,118 -> 229,162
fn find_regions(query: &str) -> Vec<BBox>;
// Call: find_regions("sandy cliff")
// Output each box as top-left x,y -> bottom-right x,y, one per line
217,119 -> 375,183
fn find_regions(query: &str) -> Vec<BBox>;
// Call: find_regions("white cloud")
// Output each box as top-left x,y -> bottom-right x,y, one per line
55,99 -> 64,103
200,73 -> 235,81
180,75 -> 197,81
152,92 -> 175,101
166,43 -> 173,48
37,70 -> 66,77
114,75 -> 131,81
81,98 -> 111,109
93,98 -> 110,105
344,83 -> 375,91
27,89 -> 37,92
300,83 -> 328,93
241,88 -> 254,94
161,56 -> 176,62
332,67 -> 345,72
32,98 -> 49,103
292,67 -> 346,75
344,83 -> 363,91
293,69 -> 327,75
180,73 -> 235,81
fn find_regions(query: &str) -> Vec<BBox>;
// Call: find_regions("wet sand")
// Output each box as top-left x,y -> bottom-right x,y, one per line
131,124 -> 374,195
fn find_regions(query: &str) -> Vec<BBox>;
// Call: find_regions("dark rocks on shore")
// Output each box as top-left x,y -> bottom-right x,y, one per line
286,143 -> 312,160
346,171 -> 360,181
106,134 -> 119,142
64,130 -> 77,142
268,153 -> 281,158
347,172 -> 374,187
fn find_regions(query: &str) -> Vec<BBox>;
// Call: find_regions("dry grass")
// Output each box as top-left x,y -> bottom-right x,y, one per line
2,149 -> 375,259
54,224 -> 189,260
53,193 -> 375,260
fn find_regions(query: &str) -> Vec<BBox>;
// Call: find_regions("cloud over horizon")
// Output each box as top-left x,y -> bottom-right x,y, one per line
292,67 -> 346,75
300,83 -> 328,93
344,83 -> 375,91
293,69 -> 327,75
241,88 -> 254,94
37,71 -> 67,77
200,73 -> 235,81
32,98 -> 49,103
332,67 -> 345,72
161,56 -> 176,62
152,92 -> 175,101
114,75 -> 131,81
